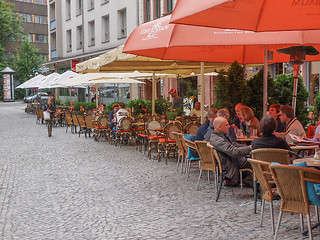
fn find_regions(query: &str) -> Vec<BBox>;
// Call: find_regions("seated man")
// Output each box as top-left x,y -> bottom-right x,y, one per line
252,116 -> 291,150
206,108 -> 236,142
189,102 -> 201,118
195,110 -> 215,141
279,105 -> 306,144
210,117 -> 251,184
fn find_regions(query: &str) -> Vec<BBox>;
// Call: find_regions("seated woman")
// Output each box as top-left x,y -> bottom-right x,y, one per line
252,116 -> 291,150
238,106 -> 260,136
268,103 -> 286,132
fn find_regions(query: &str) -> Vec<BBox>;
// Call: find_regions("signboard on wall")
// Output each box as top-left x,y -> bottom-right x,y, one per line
71,60 -> 79,72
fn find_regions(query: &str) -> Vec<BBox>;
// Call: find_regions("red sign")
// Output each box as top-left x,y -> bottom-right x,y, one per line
92,86 -> 96,94
71,60 -> 79,72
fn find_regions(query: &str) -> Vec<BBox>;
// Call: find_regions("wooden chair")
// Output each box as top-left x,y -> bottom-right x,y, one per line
132,115 -> 146,151
64,112 -> 74,133
145,117 -> 162,159
195,141 -> 220,190
251,148 -> 299,214
157,121 -> 183,164
84,115 -> 94,138
184,121 -> 201,135
209,145 -> 252,200
247,159 -> 278,235
173,132 -> 186,172
207,143 -> 224,202
182,136 -> 200,179
77,114 -> 87,137
71,112 -> 79,133
94,116 -> 108,142
269,164 -> 320,240
115,117 -> 133,147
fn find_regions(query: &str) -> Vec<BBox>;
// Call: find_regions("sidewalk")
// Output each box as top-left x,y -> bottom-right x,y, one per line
0,102 -> 315,239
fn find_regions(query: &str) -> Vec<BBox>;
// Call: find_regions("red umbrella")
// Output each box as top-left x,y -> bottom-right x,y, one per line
170,0 -> 320,32
124,15 -> 320,116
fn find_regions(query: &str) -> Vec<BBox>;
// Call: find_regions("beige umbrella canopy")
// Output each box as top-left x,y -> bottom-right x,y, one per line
77,45 -> 229,115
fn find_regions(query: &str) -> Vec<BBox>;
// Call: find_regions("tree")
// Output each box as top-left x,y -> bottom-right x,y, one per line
214,61 -> 251,118
246,69 -> 275,120
13,37 -> 43,99
273,74 -> 309,126
0,1 -> 23,47
14,37 -> 43,82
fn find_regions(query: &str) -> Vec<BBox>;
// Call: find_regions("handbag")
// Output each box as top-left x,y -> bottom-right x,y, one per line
43,111 -> 51,120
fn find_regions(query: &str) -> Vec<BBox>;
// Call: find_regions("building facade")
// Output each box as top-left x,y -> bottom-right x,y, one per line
47,0 -> 138,69
5,0 -> 48,57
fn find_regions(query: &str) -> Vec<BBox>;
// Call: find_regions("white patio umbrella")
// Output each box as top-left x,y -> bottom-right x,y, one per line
38,72 -> 61,89
16,74 -> 45,89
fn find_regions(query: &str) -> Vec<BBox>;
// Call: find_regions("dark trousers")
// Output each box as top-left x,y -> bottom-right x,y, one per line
47,119 -> 53,137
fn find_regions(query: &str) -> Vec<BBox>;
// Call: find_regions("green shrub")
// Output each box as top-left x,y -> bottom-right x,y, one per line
55,99 -> 61,106
64,98 -> 71,106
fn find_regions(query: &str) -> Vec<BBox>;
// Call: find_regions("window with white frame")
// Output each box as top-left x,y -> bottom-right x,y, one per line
33,0 -> 46,5
19,13 -> 32,23
77,25 -> 83,49
34,15 -> 47,24
66,29 -> 72,52
88,0 -> 94,10
35,34 -> 48,43
76,0 -> 82,15
102,15 -> 110,42
88,20 -> 95,46
28,33 -> 33,42
118,8 -> 127,39
66,0 -> 71,20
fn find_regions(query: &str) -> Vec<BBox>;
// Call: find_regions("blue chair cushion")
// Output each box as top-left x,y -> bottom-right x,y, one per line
183,134 -> 200,160
271,161 -> 320,207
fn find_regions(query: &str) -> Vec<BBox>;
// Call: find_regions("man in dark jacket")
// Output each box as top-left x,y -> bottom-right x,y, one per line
252,116 -> 291,150
210,117 -> 251,183
195,110 -> 215,141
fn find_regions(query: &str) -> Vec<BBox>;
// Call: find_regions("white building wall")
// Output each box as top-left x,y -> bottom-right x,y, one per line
48,0 -> 139,61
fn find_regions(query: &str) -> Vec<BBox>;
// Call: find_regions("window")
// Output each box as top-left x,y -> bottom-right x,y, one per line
28,33 -> 33,42
76,0 -> 82,15
118,8 -> 127,39
66,29 -> 72,52
88,20 -> 95,46
155,0 -> 161,18
167,0 -> 173,12
77,25 -> 83,49
102,15 -> 110,42
88,0 -> 94,10
34,15 -> 47,24
35,34 -> 48,43
19,13 -> 32,23
145,0 -> 151,22
66,0 -> 71,20
34,0 -> 47,5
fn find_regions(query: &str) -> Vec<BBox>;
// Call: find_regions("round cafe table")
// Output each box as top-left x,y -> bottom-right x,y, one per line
293,157 -> 320,167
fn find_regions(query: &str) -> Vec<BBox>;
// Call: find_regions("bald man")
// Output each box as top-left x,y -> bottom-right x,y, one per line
210,117 -> 251,185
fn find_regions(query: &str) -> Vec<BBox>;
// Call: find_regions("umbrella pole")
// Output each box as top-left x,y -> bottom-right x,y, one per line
263,45 -> 268,117
95,84 -> 99,109
152,71 -> 155,115
200,62 -> 205,123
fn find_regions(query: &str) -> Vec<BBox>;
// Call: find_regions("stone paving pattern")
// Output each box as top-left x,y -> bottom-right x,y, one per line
0,102 -> 318,239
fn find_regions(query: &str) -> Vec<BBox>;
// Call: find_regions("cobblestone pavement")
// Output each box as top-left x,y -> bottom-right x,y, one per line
0,102 -> 318,240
